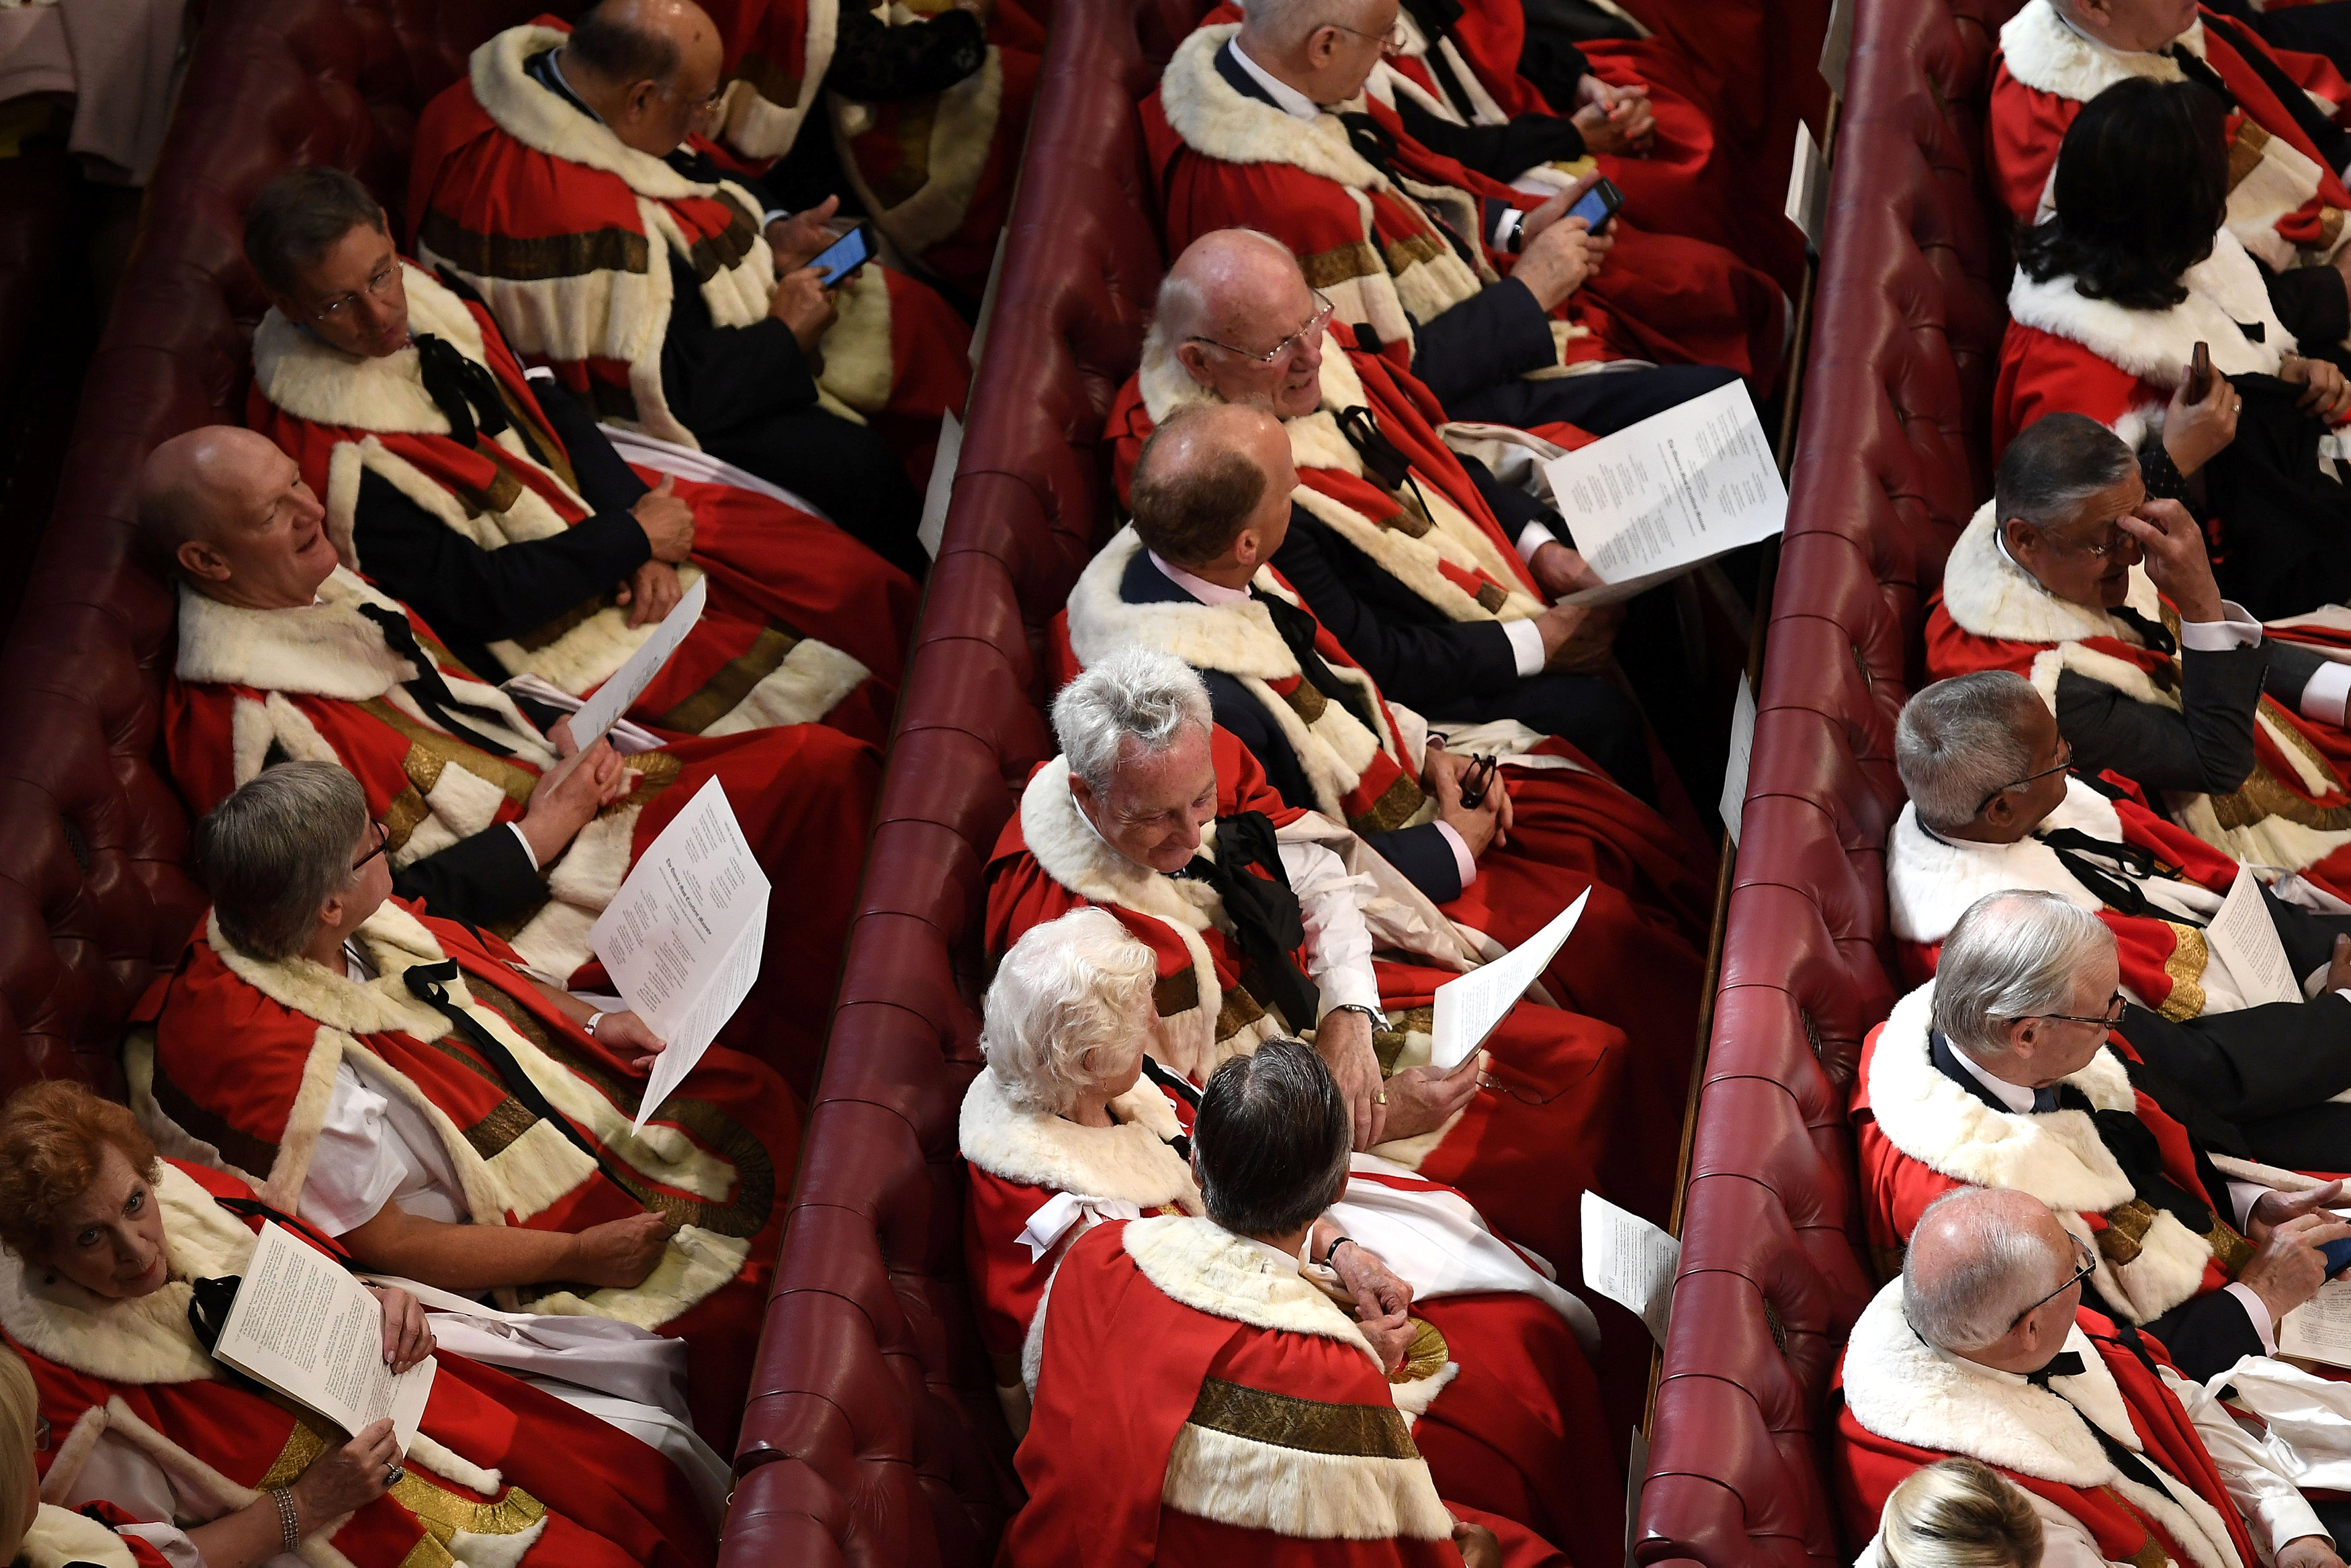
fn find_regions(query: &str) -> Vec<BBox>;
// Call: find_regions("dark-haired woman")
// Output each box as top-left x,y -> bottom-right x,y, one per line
1994,75 -> 2351,617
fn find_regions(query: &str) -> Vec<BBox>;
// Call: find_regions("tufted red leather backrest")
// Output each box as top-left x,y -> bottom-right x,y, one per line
0,0 -> 576,1102
1636,2 -> 2022,1565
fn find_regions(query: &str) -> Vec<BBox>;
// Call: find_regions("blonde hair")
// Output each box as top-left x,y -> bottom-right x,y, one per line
0,1343 -> 40,1560
982,909 -> 1159,1115
1880,1459 -> 2045,1568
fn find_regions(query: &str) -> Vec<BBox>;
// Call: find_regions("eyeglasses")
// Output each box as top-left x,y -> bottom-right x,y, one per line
2008,1234 -> 2098,1330
310,261 -> 400,324
659,77 -> 728,118
1329,15 -> 1410,50
2014,990 -> 2126,1032
1188,290 -> 1337,367
352,819 -> 390,871
1973,739 -> 2075,816
2039,521 -> 2144,561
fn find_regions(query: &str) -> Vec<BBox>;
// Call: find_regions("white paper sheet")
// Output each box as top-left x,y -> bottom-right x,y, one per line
212,1222 -> 436,1452
568,574 -> 709,751
589,778 -> 771,1133
1541,381 -> 1787,599
918,409 -> 963,560
1430,888 -> 1589,1069
498,674 -> 663,755
2208,864 -> 2302,1007
1720,677 -> 1757,847
2282,1277 -> 2351,1367
1818,0 -> 1855,98
1581,1191 -> 1679,1346
1785,120 -> 1828,247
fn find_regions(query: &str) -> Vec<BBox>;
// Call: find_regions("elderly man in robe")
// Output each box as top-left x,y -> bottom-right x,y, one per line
1835,1186 -> 2351,1568
1881,670 -> 2351,1168
1853,888 -> 2351,1383
1104,229 -> 1656,794
146,425 -> 877,1087
1927,412 -> 2351,904
406,0 -> 974,579
1140,0 -> 1784,432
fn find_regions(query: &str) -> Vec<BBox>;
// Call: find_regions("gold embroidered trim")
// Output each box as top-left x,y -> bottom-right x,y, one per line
656,622 -> 805,735
1282,678 -> 1329,727
1380,232 -> 1446,277
2207,1219 -> 2254,1277
1155,966 -> 1202,1019
2158,922 -> 2209,1022
2097,1199 -> 2156,1266
1374,1005 -> 1433,1075
684,191 -> 762,283
1391,1316 -> 1449,1385
361,699 -> 539,813
257,1416 -> 327,1488
1473,580 -> 1508,614
1215,984 -> 1266,1042
1186,1376 -> 1421,1459
417,207 -> 651,281
509,591 -> 617,655
2227,118 -> 2270,192
1300,241 -> 1385,289
1349,769 -> 1426,836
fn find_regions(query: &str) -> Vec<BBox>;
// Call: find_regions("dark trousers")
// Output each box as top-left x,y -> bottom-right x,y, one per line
1430,674 -> 1655,802
1444,362 -> 1744,435
701,408 -> 931,580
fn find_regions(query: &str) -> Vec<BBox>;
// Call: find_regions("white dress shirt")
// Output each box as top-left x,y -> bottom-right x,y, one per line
1227,38 -> 1321,122
2178,604 -> 2351,725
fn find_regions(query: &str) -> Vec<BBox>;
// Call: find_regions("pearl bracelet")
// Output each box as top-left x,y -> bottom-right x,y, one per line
269,1486 -> 300,1552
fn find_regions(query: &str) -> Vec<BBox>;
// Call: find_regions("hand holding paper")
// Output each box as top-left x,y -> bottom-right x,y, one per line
567,574 -> 709,750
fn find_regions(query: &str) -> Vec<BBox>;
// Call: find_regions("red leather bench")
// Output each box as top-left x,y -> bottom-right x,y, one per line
1635,2 -> 2023,1565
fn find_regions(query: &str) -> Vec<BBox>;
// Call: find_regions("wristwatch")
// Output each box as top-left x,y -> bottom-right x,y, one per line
1321,1003 -> 1387,1032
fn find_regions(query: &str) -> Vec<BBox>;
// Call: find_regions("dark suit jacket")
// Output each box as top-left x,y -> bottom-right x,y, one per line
390,826 -> 547,931
2057,635 -> 2338,795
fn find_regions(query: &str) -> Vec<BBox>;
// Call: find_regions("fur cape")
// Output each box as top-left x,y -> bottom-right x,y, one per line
709,0 -> 840,162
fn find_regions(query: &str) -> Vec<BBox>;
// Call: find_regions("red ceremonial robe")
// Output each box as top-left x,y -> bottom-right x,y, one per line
1834,1278 -> 2258,1568
958,1065 -> 1622,1565
247,261 -> 917,747
1853,979 -> 2256,1328
6,1160 -> 715,1568
700,0 -> 1040,297
161,566 -> 878,1085
407,19 -> 970,456
1059,524 -> 1712,1134
1925,500 -> 2351,903
1992,0 -> 2351,277
1142,22 -> 1784,389
1004,1215 -> 1572,1568
1885,774 -> 2265,1016
20,1502 -> 175,1568
133,900 -> 789,1448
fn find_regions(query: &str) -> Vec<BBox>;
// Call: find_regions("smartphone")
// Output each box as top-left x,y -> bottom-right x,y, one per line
1566,176 -> 1624,234
2324,1234 -> 2351,1277
2186,340 -> 2212,404
803,222 -> 875,288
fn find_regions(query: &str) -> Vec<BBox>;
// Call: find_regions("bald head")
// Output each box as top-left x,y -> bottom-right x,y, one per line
564,0 -> 725,156
1129,403 -> 1296,578
1161,230 -> 1330,419
140,426 -> 338,610
1904,1188 -> 2080,1364
1237,0 -> 1400,109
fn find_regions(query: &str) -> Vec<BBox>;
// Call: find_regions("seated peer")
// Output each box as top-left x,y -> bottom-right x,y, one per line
1927,413 -> 2351,907
1002,1038 -> 1558,1568
407,0 -> 972,580
961,909 -> 1620,1563
1996,78 -> 2351,618
985,646 -> 1641,1278
0,1080 -> 717,1568
1884,671 -> 2351,1167
146,426 -> 877,1083
1141,0 -> 1784,433
1858,1458 -> 2047,1568
241,166 -> 917,748
1105,229 -> 1653,796
1836,1187 -> 2351,1568
1853,889 -> 2351,1385
1067,400 -> 1713,1095
139,761 -> 797,1450
3,1343 -> 180,1567
1992,0 -> 2351,347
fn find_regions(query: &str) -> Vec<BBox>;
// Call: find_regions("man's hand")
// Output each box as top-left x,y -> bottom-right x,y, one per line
567,1211 -> 676,1289
1426,745 -> 1507,858
613,559 -> 684,629
2114,498 -> 2224,625
1517,177 -> 1585,246
2250,1179 -> 2348,1240
1357,1304 -> 1415,1374
2162,364 -> 2240,477
770,267 -> 839,355
1534,600 -> 1623,672
1571,75 -> 1654,155
631,475 -> 695,562
1378,1050 -> 1483,1141
1512,197 -> 1613,312
1315,1007 -> 1386,1150
2277,1536 -> 2346,1568
367,1285 -> 435,1373
592,1009 -> 668,1072
2327,935 -> 2351,997
517,739 -> 629,866
2237,1196 -> 2351,1324
764,195 -> 842,273
1328,1235 -> 1414,1324
2282,353 -> 2351,422
1451,1517 -> 1504,1568
1529,539 -> 1600,600
549,714 -> 580,759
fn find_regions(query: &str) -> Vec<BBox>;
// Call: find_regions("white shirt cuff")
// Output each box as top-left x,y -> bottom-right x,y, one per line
524,365 -> 556,383
2302,659 -> 2351,726
2228,1179 -> 2272,1233
1432,821 -> 1479,888
1502,616 -> 1547,678
1491,207 -> 1525,251
762,207 -> 792,229
508,821 -> 540,872
2225,1281 -> 2281,1356
1317,972 -> 1386,1020
1515,519 -> 1558,563
2178,603 -> 2264,651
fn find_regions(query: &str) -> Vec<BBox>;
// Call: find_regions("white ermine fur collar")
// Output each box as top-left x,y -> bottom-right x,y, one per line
1999,1 -> 2203,103
175,569 -> 412,700
472,26 -> 721,202
1067,526 -> 1303,682
1159,25 -> 1388,193
1841,1280 -> 2245,1568
1124,1214 -> 1387,1362
1886,779 -> 2125,945
2007,227 -> 2291,386
1939,501 -> 2164,647
712,0 -> 838,161
251,265 -> 488,436
210,901 -> 468,1042
0,1163 -> 262,1386
958,1067 -> 1200,1210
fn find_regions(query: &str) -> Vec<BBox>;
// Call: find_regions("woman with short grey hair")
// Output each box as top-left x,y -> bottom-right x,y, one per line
193,757 -> 376,960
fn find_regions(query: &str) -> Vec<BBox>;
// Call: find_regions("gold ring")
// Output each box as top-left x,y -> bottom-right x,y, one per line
1375,1092 -> 1388,1105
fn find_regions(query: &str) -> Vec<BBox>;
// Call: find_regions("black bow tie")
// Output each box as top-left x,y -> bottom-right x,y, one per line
2025,1350 -> 2086,1388
353,604 -> 522,758
2109,605 -> 2178,657
1176,811 -> 1322,1035
412,331 -> 512,450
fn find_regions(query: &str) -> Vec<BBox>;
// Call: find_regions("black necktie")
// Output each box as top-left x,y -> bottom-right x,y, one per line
2025,1350 -> 2086,1387
1249,588 -> 1383,733
1336,111 -> 1480,269
2033,827 -> 2197,925
2025,1349 -> 2180,1495
2031,1085 -> 2061,1113
2164,42 -> 2239,108
2109,606 -> 2179,657
412,332 -> 511,450
1178,811 -> 1324,1034
353,604 -> 522,758
2189,19 -> 2351,174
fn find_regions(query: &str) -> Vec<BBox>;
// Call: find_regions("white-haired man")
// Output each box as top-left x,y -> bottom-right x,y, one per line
1855,889 -> 2351,1384
1883,671 -> 2351,1166
983,645 -> 1654,1277
1140,0 -> 1782,432
1836,1186 -> 2351,1568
